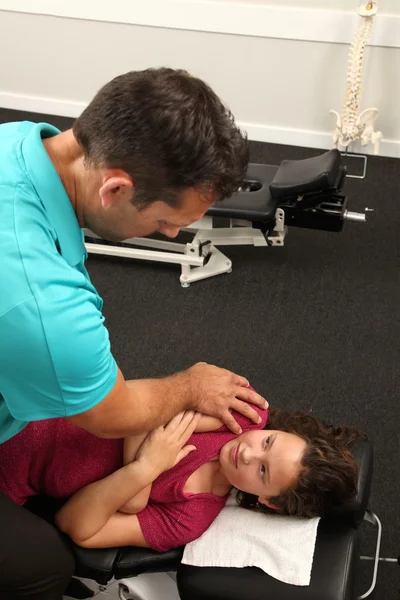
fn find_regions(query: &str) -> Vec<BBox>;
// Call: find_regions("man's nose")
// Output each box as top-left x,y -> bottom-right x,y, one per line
159,226 -> 181,239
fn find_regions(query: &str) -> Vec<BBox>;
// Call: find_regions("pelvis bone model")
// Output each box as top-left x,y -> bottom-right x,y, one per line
330,2 -> 382,154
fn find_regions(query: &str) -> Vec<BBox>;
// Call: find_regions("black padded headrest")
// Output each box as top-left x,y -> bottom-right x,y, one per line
270,149 -> 343,200
207,163 -> 278,224
327,437 -> 373,526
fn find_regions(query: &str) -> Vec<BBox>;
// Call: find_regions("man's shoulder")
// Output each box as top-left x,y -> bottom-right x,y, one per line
0,121 -> 36,187
0,121 -> 36,154
0,120 -> 35,138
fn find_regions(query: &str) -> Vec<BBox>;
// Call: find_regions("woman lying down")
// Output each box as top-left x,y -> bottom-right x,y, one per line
0,400 -> 365,552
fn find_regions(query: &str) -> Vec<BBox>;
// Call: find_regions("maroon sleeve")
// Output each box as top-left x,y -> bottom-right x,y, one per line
137,496 -> 226,552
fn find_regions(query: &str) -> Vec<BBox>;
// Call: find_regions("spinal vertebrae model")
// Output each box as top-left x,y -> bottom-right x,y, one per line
330,2 -> 382,154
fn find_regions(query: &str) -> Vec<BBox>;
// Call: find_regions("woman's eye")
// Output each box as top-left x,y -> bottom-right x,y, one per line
264,436 -> 271,448
260,464 -> 265,478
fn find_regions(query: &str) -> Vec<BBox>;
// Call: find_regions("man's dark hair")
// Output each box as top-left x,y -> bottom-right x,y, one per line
73,68 -> 249,208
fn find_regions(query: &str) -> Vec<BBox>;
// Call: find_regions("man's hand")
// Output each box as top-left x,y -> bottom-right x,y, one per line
187,362 -> 268,434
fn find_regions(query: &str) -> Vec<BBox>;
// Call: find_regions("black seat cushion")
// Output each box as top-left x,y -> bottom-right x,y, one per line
331,438 -> 373,526
115,546 -> 183,579
270,149 -> 343,200
72,545 -> 119,585
207,164 -> 278,224
177,519 -> 360,600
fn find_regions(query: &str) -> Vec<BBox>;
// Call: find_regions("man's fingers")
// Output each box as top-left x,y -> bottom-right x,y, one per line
220,410 -> 242,435
230,399 -> 262,425
234,374 -> 250,388
235,386 -> 268,409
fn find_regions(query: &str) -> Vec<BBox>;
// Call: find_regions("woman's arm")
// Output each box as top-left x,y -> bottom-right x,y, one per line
72,512 -> 148,549
55,461 -> 156,543
119,410 -> 222,514
118,411 -> 223,514
56,411 -> 200,547
120,431 -> 152,513
123,416 -> 222,465
195,415 -> 224,432
118,381 -> 155,514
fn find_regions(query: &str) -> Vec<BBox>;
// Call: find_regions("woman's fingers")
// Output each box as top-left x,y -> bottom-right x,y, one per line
174,445 -> 197,466
177,411 -> 201,442
164,411 -> 187,432
163,410 -> 199,440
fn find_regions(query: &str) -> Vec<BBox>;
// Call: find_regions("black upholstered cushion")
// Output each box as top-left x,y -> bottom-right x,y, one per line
72,546 -> 119,585
115,546 -> 183,579
330,438 -> 373,526
269,149 -> 343,200
177,519 -> 360,600
207,164 -> 278,224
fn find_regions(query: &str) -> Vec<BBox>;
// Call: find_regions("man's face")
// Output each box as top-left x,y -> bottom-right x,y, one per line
84,180 -> 216,242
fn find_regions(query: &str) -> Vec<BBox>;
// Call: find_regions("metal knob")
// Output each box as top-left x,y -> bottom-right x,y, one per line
344,210 -> 367,223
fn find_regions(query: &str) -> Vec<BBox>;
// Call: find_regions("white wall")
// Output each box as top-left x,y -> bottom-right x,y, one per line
241,0 -> 400,12
0,1 -> 399,157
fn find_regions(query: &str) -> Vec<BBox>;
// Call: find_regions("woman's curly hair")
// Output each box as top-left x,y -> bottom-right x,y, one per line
237,408 -> 367,518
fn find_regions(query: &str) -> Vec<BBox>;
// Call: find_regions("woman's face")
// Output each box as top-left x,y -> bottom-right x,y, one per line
219,430 -> 307,508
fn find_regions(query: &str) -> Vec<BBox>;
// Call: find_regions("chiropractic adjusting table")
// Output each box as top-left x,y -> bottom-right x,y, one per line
41,148 -> 380,599
27,437 -> 380,600
84,149 -> 372,287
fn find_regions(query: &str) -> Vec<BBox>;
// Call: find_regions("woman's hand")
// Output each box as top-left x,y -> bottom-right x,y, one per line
136,411 -> 201,477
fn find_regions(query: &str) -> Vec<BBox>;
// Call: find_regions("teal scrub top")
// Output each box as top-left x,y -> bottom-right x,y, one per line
0,121 -> 118,444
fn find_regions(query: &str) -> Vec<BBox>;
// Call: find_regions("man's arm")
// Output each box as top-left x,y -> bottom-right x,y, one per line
1,258 -> 266,439
68,364 -> 267,438
68,368 -> 191,437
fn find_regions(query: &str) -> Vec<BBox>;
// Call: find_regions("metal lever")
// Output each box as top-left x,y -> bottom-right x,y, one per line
343,207 -> 374,223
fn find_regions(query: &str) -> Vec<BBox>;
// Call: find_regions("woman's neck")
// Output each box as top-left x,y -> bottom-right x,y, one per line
210,457 -> 232,496
184,457 -> 232,497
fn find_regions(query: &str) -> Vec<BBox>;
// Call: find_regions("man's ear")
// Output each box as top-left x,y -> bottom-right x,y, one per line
258,497 -> 279,511
99,173 -> 134,209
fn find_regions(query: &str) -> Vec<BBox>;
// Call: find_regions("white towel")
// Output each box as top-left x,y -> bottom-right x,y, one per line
182,494 -> 320,586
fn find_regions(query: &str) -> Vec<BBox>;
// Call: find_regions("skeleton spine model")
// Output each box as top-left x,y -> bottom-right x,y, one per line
330,2 -> 382,154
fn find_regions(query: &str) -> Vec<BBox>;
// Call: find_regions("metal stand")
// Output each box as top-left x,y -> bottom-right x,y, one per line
358,510 -> 384,599
118,573 -> 180,600
341,148 -> 368,180
85,209 -> 287,288
64,573 -> 180,600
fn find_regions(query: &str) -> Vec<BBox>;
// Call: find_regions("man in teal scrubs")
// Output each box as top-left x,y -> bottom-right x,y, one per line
0,68 -> 266,599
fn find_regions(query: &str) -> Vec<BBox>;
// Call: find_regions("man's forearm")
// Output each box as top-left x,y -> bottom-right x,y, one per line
55,461 -> 156,542
68,361 -> 264,439
69,367 -> 194,438
124,374 -> 193,433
